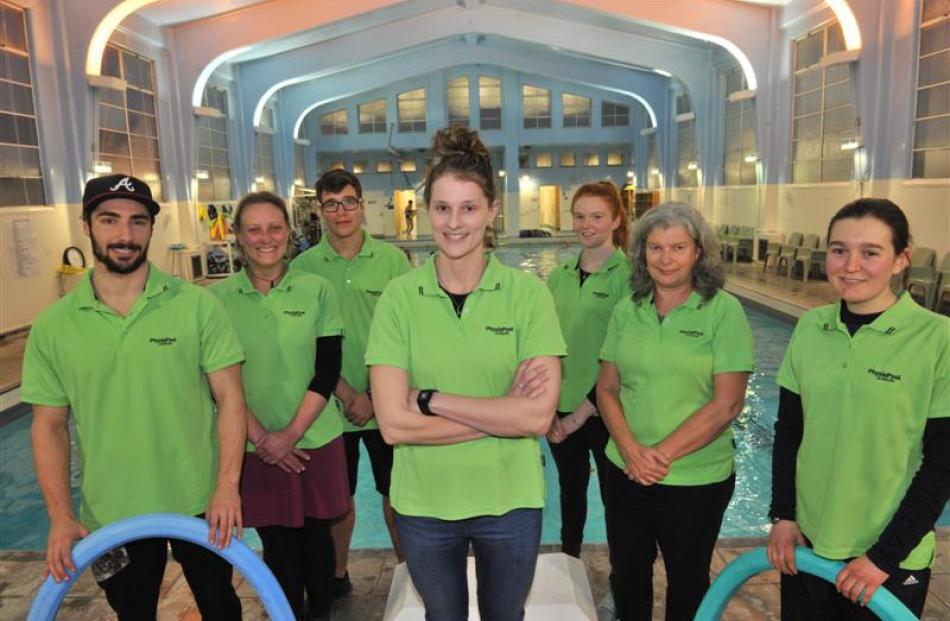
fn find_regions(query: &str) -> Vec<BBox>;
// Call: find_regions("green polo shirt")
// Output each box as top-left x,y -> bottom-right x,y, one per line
777,293 -> 950,569
293,230 -> 411,432
21,265 -> 244,530
365,253 -> 567,519
210,265 -> 344,450
547,249 -> 631,413
600,290 -> 754,485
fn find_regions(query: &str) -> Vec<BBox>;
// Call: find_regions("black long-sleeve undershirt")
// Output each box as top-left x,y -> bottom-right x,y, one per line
308,335 -> 342,400
770,303 -> 950,573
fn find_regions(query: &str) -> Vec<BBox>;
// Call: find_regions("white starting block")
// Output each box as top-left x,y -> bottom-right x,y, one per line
383,552 -> 596,620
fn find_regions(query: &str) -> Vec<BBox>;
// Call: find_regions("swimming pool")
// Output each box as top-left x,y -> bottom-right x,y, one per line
1,242 -> 947,550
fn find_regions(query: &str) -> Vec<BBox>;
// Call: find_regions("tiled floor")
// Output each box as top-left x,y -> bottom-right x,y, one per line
1,537 -> 948,619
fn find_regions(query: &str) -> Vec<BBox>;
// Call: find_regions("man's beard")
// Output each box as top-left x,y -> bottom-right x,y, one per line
91,234 -> 149,274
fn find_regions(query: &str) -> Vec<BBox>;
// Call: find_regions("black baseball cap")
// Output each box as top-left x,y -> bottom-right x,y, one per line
82,174 -> 161,219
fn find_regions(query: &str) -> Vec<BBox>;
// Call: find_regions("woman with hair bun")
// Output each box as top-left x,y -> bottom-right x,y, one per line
546,181 -> 631,558
366,126 -> 566,620
768,198 -> 950,619
597,202 -> 754,620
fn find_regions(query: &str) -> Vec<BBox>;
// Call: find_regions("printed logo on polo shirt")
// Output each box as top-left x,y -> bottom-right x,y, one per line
592,291 -> 609,299
867,368 -> 901,383
149,337 -> 177,346
485,325 -> 515,336
679,329 -> 704,338
283,310 -> 306,317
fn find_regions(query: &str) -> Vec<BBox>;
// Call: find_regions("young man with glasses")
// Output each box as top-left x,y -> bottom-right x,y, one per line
292,168 -> 410,596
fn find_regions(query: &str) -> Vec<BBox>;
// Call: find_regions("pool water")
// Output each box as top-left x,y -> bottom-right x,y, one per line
1,242 -> 947,550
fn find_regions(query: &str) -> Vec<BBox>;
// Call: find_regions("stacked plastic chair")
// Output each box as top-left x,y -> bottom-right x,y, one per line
788,234 -> 821,281
775,232 -> 804,276
934,252 -> 950,314
907,247 -> 937,309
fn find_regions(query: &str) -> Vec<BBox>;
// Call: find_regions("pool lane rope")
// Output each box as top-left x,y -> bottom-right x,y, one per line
695,547 -> 916,620
27,513 -> 294,621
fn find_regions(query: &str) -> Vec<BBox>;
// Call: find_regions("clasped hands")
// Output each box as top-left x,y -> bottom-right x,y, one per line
619,439 -> 670,486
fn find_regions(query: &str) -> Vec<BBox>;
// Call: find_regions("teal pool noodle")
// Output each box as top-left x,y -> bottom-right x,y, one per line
27,513 -> 294,621
695,547 -> 916,620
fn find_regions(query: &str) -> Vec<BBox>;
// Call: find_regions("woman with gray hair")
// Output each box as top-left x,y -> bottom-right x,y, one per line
596,202 -> 755,620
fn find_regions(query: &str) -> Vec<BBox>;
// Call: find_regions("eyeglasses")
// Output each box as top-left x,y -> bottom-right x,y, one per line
321,196 -> 362,212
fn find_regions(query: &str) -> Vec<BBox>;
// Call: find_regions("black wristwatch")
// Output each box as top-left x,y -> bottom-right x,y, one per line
417,389 -> 437,416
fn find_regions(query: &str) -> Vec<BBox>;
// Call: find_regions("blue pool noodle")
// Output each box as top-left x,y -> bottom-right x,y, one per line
27,513 -> 294,620
695,547 -> 916,620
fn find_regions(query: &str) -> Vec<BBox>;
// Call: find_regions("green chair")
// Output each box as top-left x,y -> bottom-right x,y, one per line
792,236 -> 827,282
763,239 -> 783,271
724,226 -> 755,264
910,247 -> 936,269
907,266 -> 937,309
776,232 -> 804,276
937,271 -> 950,315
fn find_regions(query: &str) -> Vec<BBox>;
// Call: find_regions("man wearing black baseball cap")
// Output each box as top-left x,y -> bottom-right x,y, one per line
23,174 -> 248,619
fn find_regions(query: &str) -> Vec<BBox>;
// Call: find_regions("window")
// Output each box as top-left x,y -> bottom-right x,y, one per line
518,150 -> 529,168
320,109 -> 348,135
327,160 -> 345,171
645,131 -> 661,190
676,96 -> 698,187
602,101 -> 629,127
522,85 -> 551,128
479,76 -> 501,130
791,21 -> 857,182
607,151 -> 623,166
398,89 -> 426,133
358,99 -> 386,133
0,1 -> 44,206
399,158 -> 417,172
98,44 -> 163,199
536,152 -> 552,168
559,152 -> 576,167
913,0 -> 950,177
584,153 -> 600,167
293,143 -> 306,187
723,67 -> 758,185
562,93 -> 591,127
254,134 -> 275,192
353,160 -> 367,174
196,87 -> 232,201
376,160 -> 393,173
447,77 -> 470,127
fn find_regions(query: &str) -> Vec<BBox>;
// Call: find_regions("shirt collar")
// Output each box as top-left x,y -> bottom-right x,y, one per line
834,291 -> 918,335
418,253 -> 504,297
636,288 -> 704,311
235,262 -> 295,295
74,262 -> 173,311
571,248 -> 627,274
315,229 -> 376,262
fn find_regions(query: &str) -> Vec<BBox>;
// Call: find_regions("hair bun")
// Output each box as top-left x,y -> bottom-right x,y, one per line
431,126 -> 491,164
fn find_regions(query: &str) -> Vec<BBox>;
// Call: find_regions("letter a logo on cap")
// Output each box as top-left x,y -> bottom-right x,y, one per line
109,177 -> 136,193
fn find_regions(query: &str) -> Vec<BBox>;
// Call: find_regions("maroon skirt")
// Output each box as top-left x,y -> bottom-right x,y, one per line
240,436 -> 350,528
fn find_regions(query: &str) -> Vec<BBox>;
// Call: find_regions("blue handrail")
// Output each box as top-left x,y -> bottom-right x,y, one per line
27,513 -> 294,621
694,547 -> 916,620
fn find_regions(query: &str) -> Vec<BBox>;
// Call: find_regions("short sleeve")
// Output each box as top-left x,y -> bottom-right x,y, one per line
197,290 -> 245,373
711,294 -> 755,375
21,320 -> 69,407
929,321 -> 950,419
517,280 -> 567,361
776,318 -> 804,394
314,279 -> 344,338
599,300 -> 628,363
365,283 -> 410,369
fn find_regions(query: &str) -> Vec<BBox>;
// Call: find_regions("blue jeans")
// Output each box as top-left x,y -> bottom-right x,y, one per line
395,508 -> 543,621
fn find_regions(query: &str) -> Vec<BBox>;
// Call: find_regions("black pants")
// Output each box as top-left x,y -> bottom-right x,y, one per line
604,463 -> 735,621
548,412 -> 610,557
780,564 -> 930,620
97,537 -> 241,620
257,518 -> 336,620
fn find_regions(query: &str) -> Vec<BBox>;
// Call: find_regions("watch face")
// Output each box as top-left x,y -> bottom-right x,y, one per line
63,246 -> 86,268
